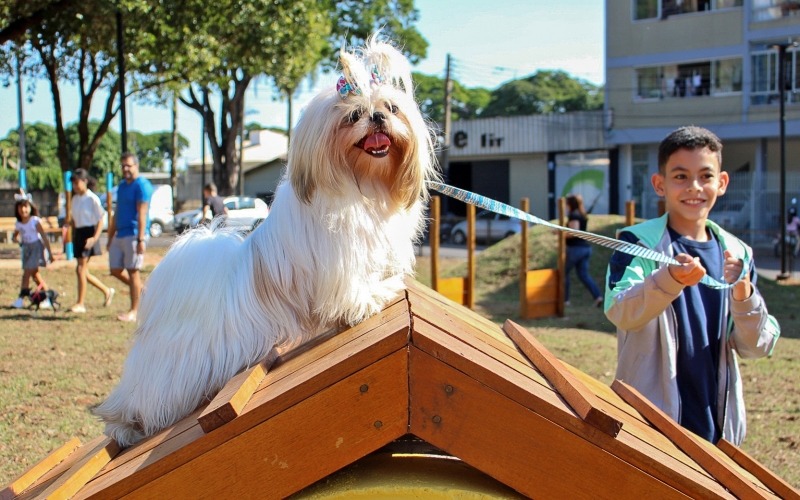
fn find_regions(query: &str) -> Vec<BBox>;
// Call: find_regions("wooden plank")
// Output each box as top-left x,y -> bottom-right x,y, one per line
526,269 -> 558,287
407,288 -> 526,364
437,277 -> 466,305
408,347 -> 690,500
717,439 -> 800,500
75,313 -> 411,500
1,439 -> 81,500
612,380 -> 772,500
34,437 -> 119,500
504,320 -> 622,437
431,195 -> 440,292
117,350 -> 409,500
526,301 -> 558,319
197,352 -> 277,433
520,197 -> 530,318
411,319 -> 733,499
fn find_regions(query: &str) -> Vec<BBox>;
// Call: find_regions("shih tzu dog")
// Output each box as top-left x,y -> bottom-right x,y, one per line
95,36 -> 438,447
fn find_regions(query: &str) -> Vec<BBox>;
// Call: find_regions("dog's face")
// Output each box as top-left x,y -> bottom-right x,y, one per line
290,39 -> 436,210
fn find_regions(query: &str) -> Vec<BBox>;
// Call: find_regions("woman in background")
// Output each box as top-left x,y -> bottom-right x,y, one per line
564,194 -> 604,308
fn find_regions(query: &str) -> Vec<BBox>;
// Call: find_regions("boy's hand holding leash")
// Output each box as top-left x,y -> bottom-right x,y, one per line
668,253 -> 706,287
724,250 -> 752,301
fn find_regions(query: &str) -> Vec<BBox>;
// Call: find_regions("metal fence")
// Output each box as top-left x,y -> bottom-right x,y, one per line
640,171 -> 800,247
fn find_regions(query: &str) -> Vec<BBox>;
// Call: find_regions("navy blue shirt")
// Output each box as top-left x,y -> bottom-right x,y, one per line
668,226 -> 725,444
608,227 -> 727,443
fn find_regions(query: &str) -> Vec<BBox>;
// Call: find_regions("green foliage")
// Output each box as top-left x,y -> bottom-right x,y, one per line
130,130 -> 189,172
64,121 -> 121,182
412,72 -> 491,123
245,122 -> 286,139
482,70 -> 604,117
1,122 -> 60,170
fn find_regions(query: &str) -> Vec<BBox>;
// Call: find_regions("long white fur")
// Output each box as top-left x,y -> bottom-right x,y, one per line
94,36 -> 438,447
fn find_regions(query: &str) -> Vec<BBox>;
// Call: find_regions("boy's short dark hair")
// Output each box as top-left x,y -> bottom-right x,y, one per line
203,183 -> 217,193
657,126 -> 723,174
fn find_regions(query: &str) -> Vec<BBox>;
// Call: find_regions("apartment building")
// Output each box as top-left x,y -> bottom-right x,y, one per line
606,0 -> 800,236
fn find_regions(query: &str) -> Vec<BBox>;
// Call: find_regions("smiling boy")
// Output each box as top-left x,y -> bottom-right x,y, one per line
604,126 -> 780,445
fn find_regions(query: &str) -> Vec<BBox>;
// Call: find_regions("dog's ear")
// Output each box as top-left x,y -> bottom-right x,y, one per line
289,90 -> 348,204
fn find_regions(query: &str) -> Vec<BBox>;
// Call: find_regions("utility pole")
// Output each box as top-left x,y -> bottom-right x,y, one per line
441,54 -> 453,214
238,94 -> 245,196
775,41 -> 796,281
170,93 -> 178,211
116,9 -> 127,152
201,88 -> 207,202
16,49 -> 26,173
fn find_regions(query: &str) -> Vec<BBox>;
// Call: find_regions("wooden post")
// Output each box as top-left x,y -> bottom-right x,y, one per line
625,200 -> 635,227
519,197 -> 530,318
430,196 -> 440,292
557,197 -> 566,317
467,203 -> 476,310
658,199 -> 666,217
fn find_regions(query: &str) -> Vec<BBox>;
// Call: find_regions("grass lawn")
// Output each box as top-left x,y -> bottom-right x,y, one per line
0,218 -> 798,488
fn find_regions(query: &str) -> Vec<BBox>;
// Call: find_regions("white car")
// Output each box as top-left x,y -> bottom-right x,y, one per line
449,210 -> 527,245
175,196 -> 270,233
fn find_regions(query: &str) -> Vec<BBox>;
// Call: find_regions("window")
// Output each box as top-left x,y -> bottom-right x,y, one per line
239,198 -> 256,209
752,0 -> 800,21
713,59 -> 743,94
635,59 -> 740,100
636,67 -> 661,100
636,0 -> 741,20
751,48 -> 800,105
635,0 -> 658,19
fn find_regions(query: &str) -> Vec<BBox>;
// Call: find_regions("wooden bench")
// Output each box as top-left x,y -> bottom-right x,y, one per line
0,216 -> 62,243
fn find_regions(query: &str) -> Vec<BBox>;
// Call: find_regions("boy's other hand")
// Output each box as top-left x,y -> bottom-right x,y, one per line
668,253 -> 706,286
724,250 -> 752,300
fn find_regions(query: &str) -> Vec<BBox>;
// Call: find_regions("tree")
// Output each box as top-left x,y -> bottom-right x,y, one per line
130,130 -> 189,173
412,72 -> 490,123
481,70 -> 604,118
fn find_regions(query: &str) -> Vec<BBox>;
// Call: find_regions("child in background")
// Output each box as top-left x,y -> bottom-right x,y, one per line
604,126 -> 780,446
67,169 -> 115,313
11,197 -> 54,308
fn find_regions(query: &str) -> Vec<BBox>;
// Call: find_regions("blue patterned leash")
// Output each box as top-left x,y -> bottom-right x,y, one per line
427,181 -> 743,290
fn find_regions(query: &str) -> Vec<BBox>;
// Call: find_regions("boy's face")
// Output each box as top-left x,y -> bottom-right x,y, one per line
651,146 -> 729,227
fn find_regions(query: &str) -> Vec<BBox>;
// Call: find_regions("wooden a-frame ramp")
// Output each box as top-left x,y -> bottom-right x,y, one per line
4,278 -> 799,500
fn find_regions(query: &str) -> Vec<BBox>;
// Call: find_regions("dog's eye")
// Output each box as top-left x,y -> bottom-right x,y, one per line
349,109 -> 363,123
387,103 -> 399,114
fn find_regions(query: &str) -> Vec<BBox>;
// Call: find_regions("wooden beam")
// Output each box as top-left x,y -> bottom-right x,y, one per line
0,438 -> 80,500
503,320 -> 622,437
75,307 -> 411,500
466,202 -> 475,309
612,380 -> 772,500
431,195 -> 440,292
556,197 -> 567,317
409,347 -> 690,500
519,197 -> 529,318
717,439 -> 800,500
410,318 -> 735,500
116,350 -> 410,500
625,200 -> 636,227
35,436 -> 119,500
197,350 -> 277,433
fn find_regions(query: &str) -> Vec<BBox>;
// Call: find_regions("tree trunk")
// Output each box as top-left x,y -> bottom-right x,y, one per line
170,93 -> 178,210
33,42 -> 69,173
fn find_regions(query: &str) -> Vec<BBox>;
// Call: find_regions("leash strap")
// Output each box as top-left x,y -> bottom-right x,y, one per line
427,181 -> 744,290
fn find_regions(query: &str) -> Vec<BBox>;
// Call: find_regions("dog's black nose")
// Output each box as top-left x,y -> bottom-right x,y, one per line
372,111 -> 386,125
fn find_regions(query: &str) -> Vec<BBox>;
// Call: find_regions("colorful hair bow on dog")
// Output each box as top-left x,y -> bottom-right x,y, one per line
336,76 -> 361,100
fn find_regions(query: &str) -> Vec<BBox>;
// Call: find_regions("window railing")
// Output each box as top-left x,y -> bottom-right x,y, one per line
635,58 -> 743,100
751,0 -> 800,21
634,0 -> 742,21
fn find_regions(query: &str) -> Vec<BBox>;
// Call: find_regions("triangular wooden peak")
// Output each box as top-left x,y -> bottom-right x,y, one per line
5,279 -> 799,500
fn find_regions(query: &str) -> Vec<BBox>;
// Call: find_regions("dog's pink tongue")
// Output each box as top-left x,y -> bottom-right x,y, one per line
364,133 -> 391,152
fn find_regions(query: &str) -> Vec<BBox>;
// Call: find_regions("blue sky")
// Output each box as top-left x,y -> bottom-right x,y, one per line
0,0 -> 604,165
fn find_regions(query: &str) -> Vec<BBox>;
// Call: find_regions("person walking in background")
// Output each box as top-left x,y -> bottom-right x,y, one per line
106,152 -> 152,322
67,169 -> 114,313
564,193 -> 604,307
11,196 -> 54,308
202,183 -> 228,223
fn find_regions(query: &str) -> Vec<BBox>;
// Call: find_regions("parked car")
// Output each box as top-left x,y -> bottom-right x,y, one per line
99,185 -> 175,238
449,210 -> 527,245
174,196 -> 270,233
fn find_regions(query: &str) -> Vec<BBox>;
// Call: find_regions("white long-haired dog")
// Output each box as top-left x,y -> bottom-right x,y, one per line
95,36 -> 438,447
